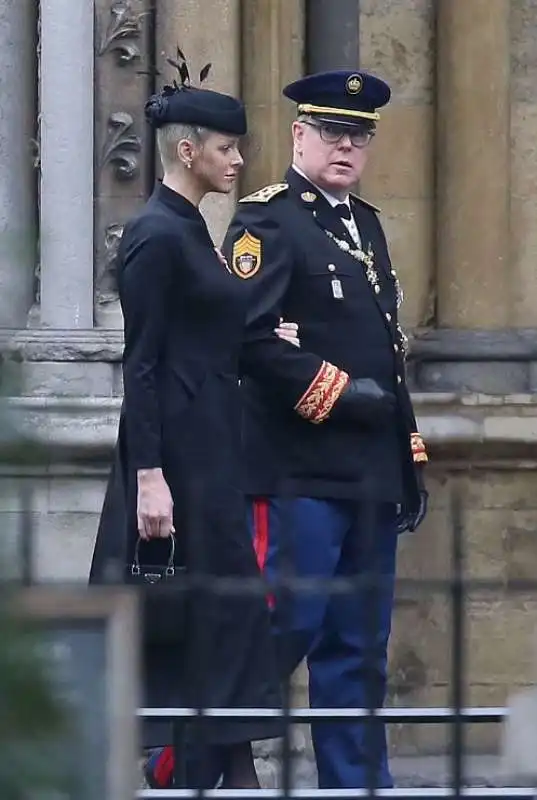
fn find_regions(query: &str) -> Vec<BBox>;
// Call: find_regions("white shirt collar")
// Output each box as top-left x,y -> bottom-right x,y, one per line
292,165 -> 350,210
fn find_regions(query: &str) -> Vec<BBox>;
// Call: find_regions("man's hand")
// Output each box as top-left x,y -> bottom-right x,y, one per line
330,378 -> 396,425
396,465 -> 428,534
275,319 -> 300,348
137,468 -> 175,540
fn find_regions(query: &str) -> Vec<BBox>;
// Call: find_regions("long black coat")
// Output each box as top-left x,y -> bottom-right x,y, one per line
89,183 -> 281,748
222,167 -> 422,511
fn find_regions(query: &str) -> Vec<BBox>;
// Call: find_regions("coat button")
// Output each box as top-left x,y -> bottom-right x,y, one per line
397,375 -> 402,384
328,264 -> 336,272
386,312 -> 392,322
394,343 -> 399,353
374,285 -> 380,294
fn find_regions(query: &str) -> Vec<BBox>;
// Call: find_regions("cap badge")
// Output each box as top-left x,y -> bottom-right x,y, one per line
346,74 -> 363,95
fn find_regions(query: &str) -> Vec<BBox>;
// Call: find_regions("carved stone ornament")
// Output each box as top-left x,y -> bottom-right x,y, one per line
98,1 -> 145,65
98,222 -> 124,302
101,112 -> 141,181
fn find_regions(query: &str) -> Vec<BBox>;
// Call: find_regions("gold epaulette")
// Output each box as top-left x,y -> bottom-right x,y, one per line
350,193 -> 381,214
239,183 -> 288,203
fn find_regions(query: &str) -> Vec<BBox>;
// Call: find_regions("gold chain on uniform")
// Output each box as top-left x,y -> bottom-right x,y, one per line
323,229 -> 408,357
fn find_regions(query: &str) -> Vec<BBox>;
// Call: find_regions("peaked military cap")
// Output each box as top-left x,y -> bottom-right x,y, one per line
283,69 -> 391,127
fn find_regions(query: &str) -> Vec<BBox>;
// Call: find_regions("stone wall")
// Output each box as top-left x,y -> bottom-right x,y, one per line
359,0 -> 435,330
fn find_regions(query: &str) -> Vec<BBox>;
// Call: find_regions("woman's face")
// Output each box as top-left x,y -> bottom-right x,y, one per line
189,132 -> 244,194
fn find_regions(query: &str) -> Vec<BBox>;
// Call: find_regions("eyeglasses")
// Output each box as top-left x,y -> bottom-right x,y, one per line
304,120 -> 375,149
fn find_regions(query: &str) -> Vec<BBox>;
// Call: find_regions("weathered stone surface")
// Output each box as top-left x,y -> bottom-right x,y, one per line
0,0 -> 36,329
511,0 -> 537,102
21,362 -> 118,398
360,0 -> 435,103
359,1 -> 435,333
436,0 -> 510,329
157,0 -> 240,247
379,198 -> 434,328
240,0 -> 304,195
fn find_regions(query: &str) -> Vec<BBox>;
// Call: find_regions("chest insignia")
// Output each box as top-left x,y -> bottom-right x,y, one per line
231,230 -> 262,279
324,229 -> 381,294
301,191 -> 317,203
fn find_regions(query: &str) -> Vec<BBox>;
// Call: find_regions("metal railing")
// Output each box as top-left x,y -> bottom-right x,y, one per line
131,482 -> 537,798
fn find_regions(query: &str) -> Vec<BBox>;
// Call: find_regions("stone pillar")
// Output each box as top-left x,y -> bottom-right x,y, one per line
39,0 -> 94,328
306,0 -> 359,72
436,0 -> 510,330
0,1 -> 37,328
240,0 -> 305,196
359,0 -> 435,333
413,0 -> 514,393
511,1 -> 537,329
358,0 -> 434,380
156,0 -> 240,247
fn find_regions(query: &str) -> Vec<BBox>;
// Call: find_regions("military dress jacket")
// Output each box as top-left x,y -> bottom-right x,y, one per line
222,167 -> 427,508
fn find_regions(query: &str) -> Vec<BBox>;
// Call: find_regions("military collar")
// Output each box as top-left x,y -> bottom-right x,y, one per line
153,181 -> 204,221
285,167 -> 354,245
290,165 -> 351,211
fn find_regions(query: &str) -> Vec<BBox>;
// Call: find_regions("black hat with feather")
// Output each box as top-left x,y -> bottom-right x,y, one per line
144,47 -> 247,136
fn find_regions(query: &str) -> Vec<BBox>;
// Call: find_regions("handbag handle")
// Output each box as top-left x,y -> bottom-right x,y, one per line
131,534 -> 176,578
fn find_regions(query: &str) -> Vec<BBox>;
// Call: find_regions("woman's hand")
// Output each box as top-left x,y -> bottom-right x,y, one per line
275,319 -> 300,348
137,468 -> 175,540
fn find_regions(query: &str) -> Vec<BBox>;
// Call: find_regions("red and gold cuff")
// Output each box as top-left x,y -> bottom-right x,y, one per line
411,432 -> 428,463
294,361 -> 349,424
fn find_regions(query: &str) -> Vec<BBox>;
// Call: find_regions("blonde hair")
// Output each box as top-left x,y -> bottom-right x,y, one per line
156,123 -> 210,171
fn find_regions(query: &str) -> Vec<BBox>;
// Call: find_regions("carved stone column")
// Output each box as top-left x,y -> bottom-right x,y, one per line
240,0 -> 305,196
39,0 -> 95,328
156,0 -> 240,246
94,0 -> 152,329
0,1 -> 37,328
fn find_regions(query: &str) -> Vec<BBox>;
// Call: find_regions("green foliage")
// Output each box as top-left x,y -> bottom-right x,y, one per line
0,362 -> 77,798
0,590 -> 77,798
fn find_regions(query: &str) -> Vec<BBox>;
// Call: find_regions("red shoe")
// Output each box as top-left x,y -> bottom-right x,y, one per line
144,746 -> 174,789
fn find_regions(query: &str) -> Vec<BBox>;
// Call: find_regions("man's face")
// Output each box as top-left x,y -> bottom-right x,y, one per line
292,119 -> 373,196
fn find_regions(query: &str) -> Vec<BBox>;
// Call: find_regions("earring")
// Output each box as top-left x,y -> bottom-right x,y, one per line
186,161 -> 192,170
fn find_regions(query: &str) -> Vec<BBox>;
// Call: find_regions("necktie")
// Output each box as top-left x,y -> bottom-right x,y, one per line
335,203 -> 351,221
335,202 -> 361,247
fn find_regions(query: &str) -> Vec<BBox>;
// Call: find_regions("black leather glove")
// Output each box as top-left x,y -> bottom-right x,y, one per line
396,464 -> 428,534
330,378 -> 396,425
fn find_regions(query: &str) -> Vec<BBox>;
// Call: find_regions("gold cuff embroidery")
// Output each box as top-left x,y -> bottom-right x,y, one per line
411,432 -> 428,463
295,361 -> 349,424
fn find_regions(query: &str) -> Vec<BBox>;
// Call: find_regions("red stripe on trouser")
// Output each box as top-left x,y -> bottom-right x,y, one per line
252,498 -> 275,609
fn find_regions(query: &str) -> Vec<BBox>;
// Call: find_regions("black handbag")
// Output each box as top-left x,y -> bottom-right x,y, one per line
125,535 -> 188,646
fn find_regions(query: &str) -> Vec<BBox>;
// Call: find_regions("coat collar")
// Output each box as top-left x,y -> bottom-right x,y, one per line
153,181 -> 205,221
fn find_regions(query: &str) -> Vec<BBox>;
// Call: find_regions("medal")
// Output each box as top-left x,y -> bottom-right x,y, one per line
331,278 -> 343,299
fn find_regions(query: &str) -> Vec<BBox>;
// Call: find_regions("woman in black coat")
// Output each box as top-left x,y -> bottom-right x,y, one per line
89,73 -> 298,789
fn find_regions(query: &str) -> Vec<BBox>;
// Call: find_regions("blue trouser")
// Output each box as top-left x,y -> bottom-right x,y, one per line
248,497 -> 398,789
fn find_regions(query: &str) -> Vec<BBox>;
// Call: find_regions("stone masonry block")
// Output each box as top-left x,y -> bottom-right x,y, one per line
21,361 -> 116,397
360,0 -> 435,104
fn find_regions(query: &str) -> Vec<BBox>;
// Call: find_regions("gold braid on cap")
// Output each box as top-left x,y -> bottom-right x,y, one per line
298,103 -> 380,121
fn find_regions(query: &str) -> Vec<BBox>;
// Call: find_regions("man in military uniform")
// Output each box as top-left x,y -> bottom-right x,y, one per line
222,70 -> 429,789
